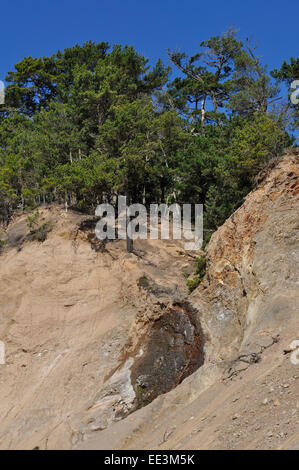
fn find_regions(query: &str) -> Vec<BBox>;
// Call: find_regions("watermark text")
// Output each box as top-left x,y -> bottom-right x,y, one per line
0,81 -> 5,105
0,341 -> 5,365
95,196 -> 203,251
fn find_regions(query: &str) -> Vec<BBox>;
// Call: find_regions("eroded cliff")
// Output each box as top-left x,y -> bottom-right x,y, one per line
0,150 -> 298,450
0,205 -> 203,449
79,150 -> 299,451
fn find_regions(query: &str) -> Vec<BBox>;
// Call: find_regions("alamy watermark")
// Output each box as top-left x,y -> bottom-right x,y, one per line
0,81 -> 5,105
95,196 -> 203,251
289,340 -> 299,366
291,80 -> 299,105
0,341 -> 5,365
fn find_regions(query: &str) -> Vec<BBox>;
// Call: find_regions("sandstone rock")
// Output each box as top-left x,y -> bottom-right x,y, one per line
78,150 -> 299,451
1,150 -> 298,450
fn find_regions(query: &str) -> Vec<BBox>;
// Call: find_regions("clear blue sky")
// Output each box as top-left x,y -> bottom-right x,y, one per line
0,0 -> 297,82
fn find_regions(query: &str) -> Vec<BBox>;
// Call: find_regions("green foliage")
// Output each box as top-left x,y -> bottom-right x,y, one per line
271,57 -> 299,84
0,239 -> 6,254
228,41 -> 280,116
167,29 -> 243,128
26,209 -> 41,230
0,35 -> 296,232
137,276 -> 151,289
187,256 -> 207,293
229,114 -> 290,171
271,57 -> 299,130
26,210 -> 52,242
28,222 -> 51,243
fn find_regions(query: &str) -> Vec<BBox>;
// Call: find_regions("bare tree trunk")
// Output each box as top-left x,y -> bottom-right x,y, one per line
126,193 -> 133,253
211,92 -> 218,114
126,235 -> 134,253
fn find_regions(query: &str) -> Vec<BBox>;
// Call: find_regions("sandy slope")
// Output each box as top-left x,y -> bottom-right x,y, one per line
79,150 -> 299,451
0,207 -> 194,449
0,150 -> 298,450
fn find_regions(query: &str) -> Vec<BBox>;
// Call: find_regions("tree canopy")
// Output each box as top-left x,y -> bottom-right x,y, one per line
0,33 -> 296,230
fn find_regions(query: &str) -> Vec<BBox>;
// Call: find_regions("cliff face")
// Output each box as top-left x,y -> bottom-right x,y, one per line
79,150 -> 299,451
192,149 -> 299,363
0,150 -> 298,450
0,206 -> 201,449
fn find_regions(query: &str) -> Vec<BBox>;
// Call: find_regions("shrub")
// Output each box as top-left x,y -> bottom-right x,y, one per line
187,255 -> 206,293
0,239 -> 6,254
26,210 -> 52,243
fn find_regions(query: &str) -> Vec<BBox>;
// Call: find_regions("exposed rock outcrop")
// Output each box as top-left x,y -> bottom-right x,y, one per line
0,206 -> 201,449
192,149 -> 299,364
0,150 -> 298,450
131,302 -> 204,408
79,150 -> 299,451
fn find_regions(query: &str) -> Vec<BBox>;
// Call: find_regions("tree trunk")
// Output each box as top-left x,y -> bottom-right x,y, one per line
126,235 -> 134,253
126,193 -> 134,253
201,98 -> 206,135
211,93 -> 218,114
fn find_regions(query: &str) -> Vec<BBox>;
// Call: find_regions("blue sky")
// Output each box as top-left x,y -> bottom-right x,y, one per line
0,0 -> 297,82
